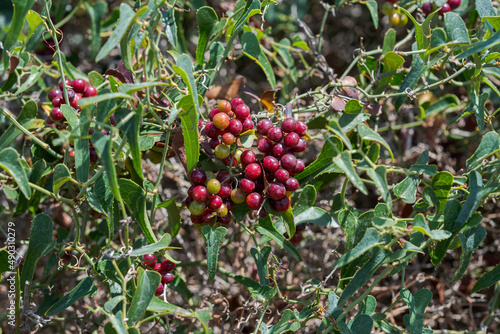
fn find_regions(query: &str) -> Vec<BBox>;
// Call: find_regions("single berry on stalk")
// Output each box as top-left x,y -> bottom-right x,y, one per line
246,192 -> 263,210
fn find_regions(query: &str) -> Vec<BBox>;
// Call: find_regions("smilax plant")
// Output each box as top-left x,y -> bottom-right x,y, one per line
0,0 -> 499,332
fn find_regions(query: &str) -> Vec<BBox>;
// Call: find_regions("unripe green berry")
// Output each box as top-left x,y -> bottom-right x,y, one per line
207,179 -> 221,194
214,144 -> 230,159
189,201 -> 206,215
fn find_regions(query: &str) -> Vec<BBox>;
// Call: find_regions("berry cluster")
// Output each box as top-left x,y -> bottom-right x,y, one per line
46,78 -> 97,124
381,1 -> 408,27
143,254 -> 176,296
185,98 -> 308,226
422,0 -> 460,16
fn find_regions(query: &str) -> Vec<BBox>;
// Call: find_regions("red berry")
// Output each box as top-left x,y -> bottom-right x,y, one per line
268,182 -> 286,200
59,78 -> 72,90
72,79 -> 87,94
83,85 -> 97,97
218,100 -> 232,113
219,213 -> 232,224
223,155 -> 238,166
263,156 -> 280,173
228,119 -> 243,135
290,232 -> 303,245
257,119 -> 273,135
272,196 -> 290,212
257,138 -> 273,153
89,148 -> 98,163
218,183 -> 232,198
50,107 -> 64,121
240,178 -> 255,194
242,119 -> 254,132
292,138 -> 306,153
234,104 -> 250,120
283,132 -> 300,148
191,169 -> 207,185
246,192 -> 263,210
275,169 -> 290,184
240,150 -> 256,166
271,143 -> 287,159
265,171 -> 274,183
46,117 -> 54,126
70,94 -> 82,110
285,177 -> 299,191
231,98 -> 244,111
191,214 -> 203,224
209,195 -> 223,210
245,163 -> 262,180
192,185 -> 208,202
204,122 -> 219,138
217,171 -> 231,184
209,137 -> 222,149
448,0 -> 460,9
52,95 -> 64,107
281,118 -> 297,133
292,159 -> 305,175
187,185 -> 196,199
155,283 -> 164,296
213,112 -> 230,130
281,154 -> 297,171
439,3 -> 450,15
222,132 -> 236,145
267,127 -> 283,142
294,121 -> 308,136
48,88 -> 62,101
161,272 -> 175,284
143,254 -> 157,268
224,198 -> 235,211
209,108 -> 219,121
296,223 -> 306,232
422,2 -> 433,15
201,208 -> 216,223
160,259 -> 176,273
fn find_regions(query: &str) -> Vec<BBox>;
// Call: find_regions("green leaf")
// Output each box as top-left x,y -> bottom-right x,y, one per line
430,28 -> 447,48
333,151 -> 368,195
281,206 -> 295,239
84,1 -> 107,58
444,12 -> 471,44
431,172 -> 453,212
367,166 -> 391,208
89,71 -> 105,87
451,226 -> 486,282
344,99 -> 363,114
295,137 -> 342,184
338,248 -> 388,307
350,314 -> 374,334
92,132 -> 123,206
269,309 -> 300,333
0,148 -> 31,199
472,264 -> 500,292
129,234 -> 173,258
338,209 -> 357,252
196,7 -> 218,65
46,277 -> 97,315
364,1 -> 378,29
333,229 -> 381,270
96,4 -> 136,62
229,0 -> 261,36
400,288 -> 433,334
466,131 -> 500,170
106,311 -> 128,334
250,246 -> 272,286
394,49 -> 427,110
241,32 -> 277,89
52,163 -> 74,195
256,216 -> 302,261
147,297 -> 192,316
378,51 -> 405,91
394,175 -> 420,204
74,108 -> 91,183
26,10 -> 44,37
0,250 -> 10,276
424,94 -> 460,116
2,0 -> 36,66
173,54 -> 200,173
357,122 -> 394,162
412,214 -> 452,240
127,267 -> 161,325
294,207 -> 332,227
79,92 -> 133,109
104,296 -> 125,312
458,29 -> 500,59
202,226 -> 228,282
339,112 -> 370,133
118,179 -> 157,243
116,108 -> 143,179
15,65 -> 43,94
409,164 -> 437,176
20,214 -> 54,292
160,7 -> 177,49
157,197 -> 181,238
234,276 -> 277,302
476,0 -> 496,18
382,28 -> 396,55
0,100 -> 37,150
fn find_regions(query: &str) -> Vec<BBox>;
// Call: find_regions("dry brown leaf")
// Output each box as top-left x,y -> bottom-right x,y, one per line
331,97 -> 346,111
340,76 -> 359,100
260,89 -> 280,112
206,77 -> 246,100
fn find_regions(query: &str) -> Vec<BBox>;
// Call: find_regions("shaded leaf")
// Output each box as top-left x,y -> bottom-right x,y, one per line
46,277 -> 97,315
202,226 -> 228,282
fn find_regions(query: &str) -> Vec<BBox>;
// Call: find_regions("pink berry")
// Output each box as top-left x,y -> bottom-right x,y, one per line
83,85 -> 97,97
72,79 -> 87,94
155,283 -> 164,296
191,214 -> 203,224
422,2 -> 433,15
448,0 -> 460,9
209,108 -> 219,121
267,127 -> 283,142
50,107 -> 64,121
257,138 -> 273,153
70,94 -> 82,110
161,272 -> 175,284
257,119 -> 273,135
271,143 -> 287,159
192,186 -> 208,202
240,178 -> 255,194
191,169 -> 207,185
231,98 -> 244,111
275,169 -> 290,184
285,177 -> 299,191
160,259 -> 176,273
292,138 -> 306,152
234,104 -> 250,120
48,88 -> 62,101
263,156 -> 280,173
59,78 -> 72,90
228,119 -> 243,135
52,95 -> 64,108
240,150 -> 256,166
439,3 -> 450,15
246,192 -> 263,210
143,254 -> 157,268
283,132 -> 300,148
272,196 -> 290,212
242,118 -> 254,132
218,184 -> 232,198
209,195 -> 223,210
292,159 -> 305,175
294,121 -> 308,136
281,154 -> 297,171
202,208 -> 216,223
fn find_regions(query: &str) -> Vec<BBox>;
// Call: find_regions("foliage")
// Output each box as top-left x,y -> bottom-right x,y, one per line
0,0 -> 499,332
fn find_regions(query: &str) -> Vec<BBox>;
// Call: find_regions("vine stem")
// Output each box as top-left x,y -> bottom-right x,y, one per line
0,106 -> 62,159
253,299 -> 270,334
28,182 -> 75,206
150,129 -> 172,223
